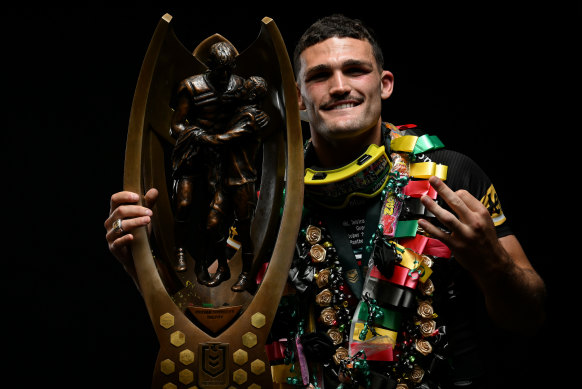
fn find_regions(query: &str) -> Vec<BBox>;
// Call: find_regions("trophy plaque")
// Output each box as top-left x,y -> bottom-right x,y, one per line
123,14 -> 303,388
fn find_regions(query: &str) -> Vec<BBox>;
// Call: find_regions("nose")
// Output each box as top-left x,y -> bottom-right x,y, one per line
329,71 -> 351,96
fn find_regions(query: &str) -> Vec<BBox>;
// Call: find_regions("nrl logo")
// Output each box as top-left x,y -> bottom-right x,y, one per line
196,342 -> 230,388
201,343 -> 227,377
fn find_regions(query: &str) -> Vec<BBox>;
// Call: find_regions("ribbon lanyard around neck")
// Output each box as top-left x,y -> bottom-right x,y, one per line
324,199 -> 382,299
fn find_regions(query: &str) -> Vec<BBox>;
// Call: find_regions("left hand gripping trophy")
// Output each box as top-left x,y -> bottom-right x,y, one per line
123,14 -> 303,388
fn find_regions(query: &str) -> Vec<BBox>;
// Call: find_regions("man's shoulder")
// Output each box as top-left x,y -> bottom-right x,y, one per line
180,74 -> 210,93
384,122 -> 480,170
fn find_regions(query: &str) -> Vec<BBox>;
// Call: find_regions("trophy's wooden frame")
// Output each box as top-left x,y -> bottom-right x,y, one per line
123,14 -> 303,388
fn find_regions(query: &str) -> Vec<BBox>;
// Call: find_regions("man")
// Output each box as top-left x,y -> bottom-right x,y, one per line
169,41 -> 269,291
169,41 -> 245,282
274,15 -> 546,388
105,14 -> 545,388
187,75 -> 271,291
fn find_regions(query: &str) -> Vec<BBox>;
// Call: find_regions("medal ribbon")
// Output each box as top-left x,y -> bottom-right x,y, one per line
352,322 -> 397,343
390,134 -> 445,155
394,219 -> 418,238
266,340 -> 287,361
399,235 -> 452,259
271,363 -> 297,384
295,336 -> 309,385
390,135 -> 418,153
413,134 -> 445,154
403,179 -> 437,199
347,127 -> 446,365
362,277 -> 416,310
410,162 -> 448,180
325,199 -> 382,299
357,299 -> 403,330
369,265 -> 419,289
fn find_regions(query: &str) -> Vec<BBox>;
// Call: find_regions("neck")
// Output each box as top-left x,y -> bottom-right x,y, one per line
311,124 -> 382,168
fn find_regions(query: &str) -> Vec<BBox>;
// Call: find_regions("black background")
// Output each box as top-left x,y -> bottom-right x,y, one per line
2,2 -> 576,387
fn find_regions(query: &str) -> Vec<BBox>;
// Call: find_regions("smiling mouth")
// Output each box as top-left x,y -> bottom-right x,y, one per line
332,103 -> 356,110
323,100 -> 361,111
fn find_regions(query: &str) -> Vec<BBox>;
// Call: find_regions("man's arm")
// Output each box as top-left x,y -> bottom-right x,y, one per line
194,110 -> 268,145
170,82 -> 194,139
418,176 -> 546,334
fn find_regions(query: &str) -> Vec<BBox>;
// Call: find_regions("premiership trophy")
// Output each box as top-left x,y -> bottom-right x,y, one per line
123,14 -> 303,388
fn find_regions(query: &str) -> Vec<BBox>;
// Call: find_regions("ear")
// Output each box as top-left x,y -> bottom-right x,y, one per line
380,70 -> 394,100
296,82 -> 306,110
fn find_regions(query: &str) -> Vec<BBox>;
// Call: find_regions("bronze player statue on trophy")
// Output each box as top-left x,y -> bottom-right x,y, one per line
170,40 -> 270,292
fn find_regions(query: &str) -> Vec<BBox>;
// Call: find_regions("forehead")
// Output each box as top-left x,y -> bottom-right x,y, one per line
298,37 -> 376,74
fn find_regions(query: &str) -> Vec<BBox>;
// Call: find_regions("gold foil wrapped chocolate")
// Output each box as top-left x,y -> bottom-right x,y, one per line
319,307 -> 337,326
327,327 -> 343,345
332,347 -> 349,365
306,225 -> 322,244
417,301 -> 434,319
396,384 -> 409,389
418,279 -> 435,296
410,365 -> 425,383
415,339 -> 433,356
310,244 -> 327,263
316,269 -> 330,288
316,289 -> 333,307
419,319 -> 437,337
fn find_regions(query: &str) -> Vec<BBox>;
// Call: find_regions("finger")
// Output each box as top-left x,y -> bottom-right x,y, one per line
420,194 -> 464,233
428,176 -> 472,220
106,215 -> 151,240
110,233 -> 134,251
144,188 -> 159,209
457,189 -> 486,212
105,205 -> 152,230
417,218 -> 452,246
110,191 -> 140,212
109,233 -> 134,262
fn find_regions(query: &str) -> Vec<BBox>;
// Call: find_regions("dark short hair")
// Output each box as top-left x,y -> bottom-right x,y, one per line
208,41 -> 237,70
293,14 -> 384,78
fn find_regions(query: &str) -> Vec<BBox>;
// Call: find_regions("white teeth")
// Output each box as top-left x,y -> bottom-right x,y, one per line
333,103 -> 355,110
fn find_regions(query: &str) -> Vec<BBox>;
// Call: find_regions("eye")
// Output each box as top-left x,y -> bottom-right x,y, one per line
344,66 -> 370,77
305,70 -> 331,83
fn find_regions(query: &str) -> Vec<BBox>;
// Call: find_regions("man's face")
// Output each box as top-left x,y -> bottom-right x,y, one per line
208,65 -> 233,89
296,37 -> 393,143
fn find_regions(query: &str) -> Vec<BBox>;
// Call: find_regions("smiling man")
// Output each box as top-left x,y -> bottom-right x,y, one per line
276,14 -> 547,389
296,36 -> 393,168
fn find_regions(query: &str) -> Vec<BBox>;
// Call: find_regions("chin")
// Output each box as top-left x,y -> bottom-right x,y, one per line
328,119 -> 378,139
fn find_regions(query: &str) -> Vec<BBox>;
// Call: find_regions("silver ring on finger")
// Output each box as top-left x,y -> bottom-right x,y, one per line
113,218 -> 124,234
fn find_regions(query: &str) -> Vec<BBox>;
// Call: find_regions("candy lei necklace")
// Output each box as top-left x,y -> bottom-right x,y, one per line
289,125 -> 453,389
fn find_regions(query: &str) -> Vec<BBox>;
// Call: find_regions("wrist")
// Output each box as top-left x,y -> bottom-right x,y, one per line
471,243 -> 514,288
